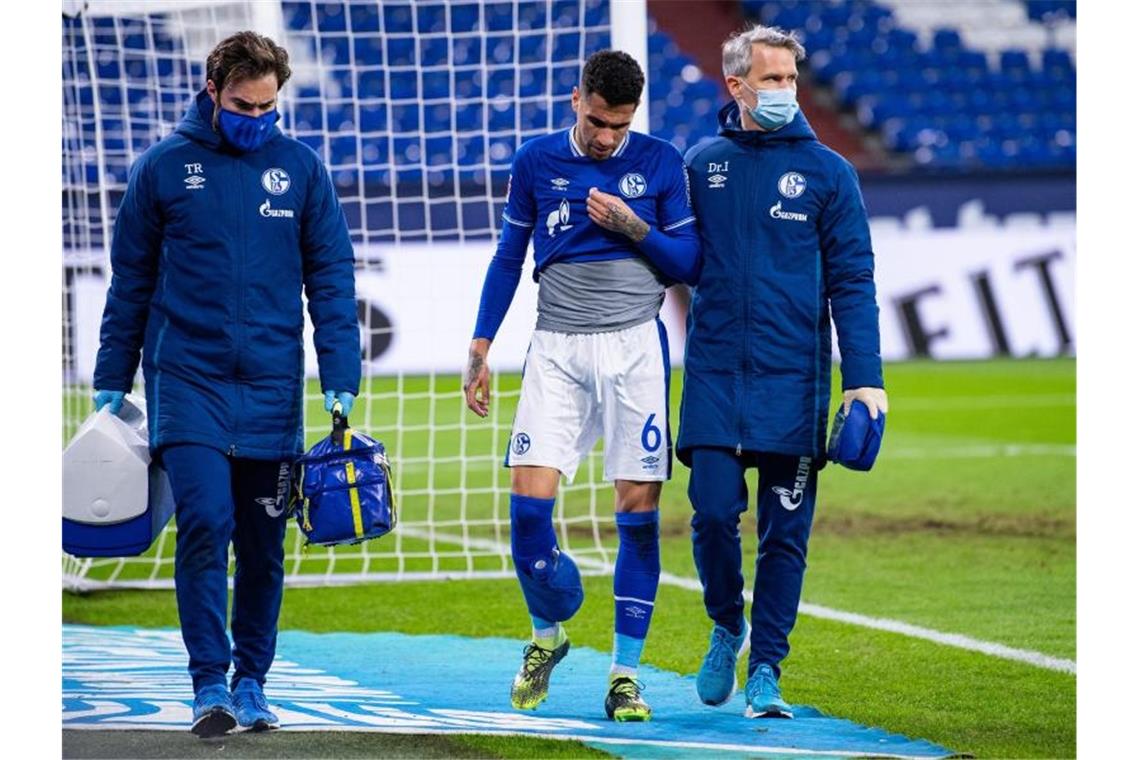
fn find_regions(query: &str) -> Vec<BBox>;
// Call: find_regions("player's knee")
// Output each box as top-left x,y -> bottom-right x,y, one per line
615,480 -> 661,513
509,494 -> 557,574
517,548 -> 584,622
510,466 -> 560,499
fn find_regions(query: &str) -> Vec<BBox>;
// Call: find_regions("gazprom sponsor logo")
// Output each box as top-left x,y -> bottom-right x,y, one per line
260,199 -> 295,218
771,456 -> 813,510
769,201 -> 808,222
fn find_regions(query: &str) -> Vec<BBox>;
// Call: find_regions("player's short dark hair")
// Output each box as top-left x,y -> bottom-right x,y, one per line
580,50 -> 644,107
206,31 -> 292,92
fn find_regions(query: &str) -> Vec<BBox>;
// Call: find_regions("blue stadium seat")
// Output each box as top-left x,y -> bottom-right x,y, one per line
357,71 -> 384,100
317,2 -> 349,33
348,3 -> 379,33
358,104 -> 387,134
389,71 -> 417,100
1025,1 -> 1075,22
420,37 -> 449,68
382,4 -> 414,34
734,0 -> 1074,170
519,33 -> 547,64
391,104 -> 419,133
424,136 -> 452,167
931,28 -> 962,52
422,72 -> 450,100
1000,49 -> 1031,74
488,103 -> 517,132
553,32 -> 581,62
415,3 -> 447,33
450,4 -> 480,33
386,37 -> 415,67
1042,48 -> 1074,72
583,0 -> 609,27
517,2 -> 548,31
451,38 -> 479,67
485,3 -> 516,32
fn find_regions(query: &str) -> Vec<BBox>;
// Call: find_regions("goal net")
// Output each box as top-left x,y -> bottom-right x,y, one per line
62,0 -> 651,590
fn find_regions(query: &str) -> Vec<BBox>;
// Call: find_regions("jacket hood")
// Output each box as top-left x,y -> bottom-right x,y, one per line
175,89 -> 282,152
717,101 -> 818,145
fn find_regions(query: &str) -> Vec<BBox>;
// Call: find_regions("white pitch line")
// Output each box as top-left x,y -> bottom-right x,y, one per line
78,525 -> 1074,677
653,569 -> 1075,675
892,394 -> 1074,410
397,528 -> 1076,676
884,443 -> 1075,459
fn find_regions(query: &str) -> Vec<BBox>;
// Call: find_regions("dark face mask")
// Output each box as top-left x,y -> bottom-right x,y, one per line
217,107 -> 279,152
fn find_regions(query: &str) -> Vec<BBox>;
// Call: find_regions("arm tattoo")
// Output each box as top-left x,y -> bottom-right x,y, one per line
605,201 -> 649,242
465,354 -> 484,388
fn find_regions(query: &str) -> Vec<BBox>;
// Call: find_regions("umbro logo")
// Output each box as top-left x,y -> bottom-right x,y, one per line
184,162 -> 205,190
551,177 -> 570,191
707,160 -> 728,189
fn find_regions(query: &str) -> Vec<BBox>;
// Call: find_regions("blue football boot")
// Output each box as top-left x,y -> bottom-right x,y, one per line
232,678 -> 280,731
744,664 -> 794,718
696,621 -> 750,706
191,683 -> 237,737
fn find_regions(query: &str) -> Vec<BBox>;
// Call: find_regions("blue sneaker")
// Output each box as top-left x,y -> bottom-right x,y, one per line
744,664 -> 793,718
191,684 -> 237,737
696,621 -> 750,706
232,679 -> 280,731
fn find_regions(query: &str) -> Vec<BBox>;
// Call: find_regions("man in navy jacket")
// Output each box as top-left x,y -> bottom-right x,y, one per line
92,32 -> 360,736
679,24 -> 888,718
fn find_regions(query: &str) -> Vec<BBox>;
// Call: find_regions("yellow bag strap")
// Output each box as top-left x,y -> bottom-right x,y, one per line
343,427 -> 365,539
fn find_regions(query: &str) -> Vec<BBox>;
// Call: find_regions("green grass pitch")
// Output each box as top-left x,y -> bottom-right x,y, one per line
63,357 -> 1075,758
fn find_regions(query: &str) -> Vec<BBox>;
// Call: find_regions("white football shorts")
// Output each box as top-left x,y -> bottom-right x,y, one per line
506,318 -> 672,483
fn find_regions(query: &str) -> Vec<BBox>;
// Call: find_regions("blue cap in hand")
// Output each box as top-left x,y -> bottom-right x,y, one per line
827,400 -> 886,471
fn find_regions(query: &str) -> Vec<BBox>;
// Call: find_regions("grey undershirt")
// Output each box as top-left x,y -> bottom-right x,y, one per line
535,257 -> 666,334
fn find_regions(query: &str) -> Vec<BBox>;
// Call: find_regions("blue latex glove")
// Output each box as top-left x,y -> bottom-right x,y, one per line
93,390 -> 125,416
324,390 -> 355,418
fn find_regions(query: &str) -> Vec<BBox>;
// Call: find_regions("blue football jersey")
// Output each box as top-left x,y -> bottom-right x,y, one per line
502,128 -> 695,276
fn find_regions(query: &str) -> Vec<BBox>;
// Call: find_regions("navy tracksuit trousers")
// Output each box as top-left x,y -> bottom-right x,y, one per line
688,446 -> 818,679
160,444 -> 290,692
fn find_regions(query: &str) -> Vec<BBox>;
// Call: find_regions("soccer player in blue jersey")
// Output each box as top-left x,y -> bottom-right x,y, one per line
463,50 -> 700,721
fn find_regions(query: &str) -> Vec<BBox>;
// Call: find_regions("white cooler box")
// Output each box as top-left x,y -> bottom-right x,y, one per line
62,394 -> 175,557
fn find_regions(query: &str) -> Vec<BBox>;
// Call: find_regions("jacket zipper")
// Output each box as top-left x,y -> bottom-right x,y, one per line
737,146 -> 758,456
232,159 -> 247,456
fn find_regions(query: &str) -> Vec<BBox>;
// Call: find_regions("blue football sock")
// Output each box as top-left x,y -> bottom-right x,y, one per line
531,615 -> 556,631
511,493 -> 565,623
612,510 -> 660,672
612,633 -> 645,677
510,494 -> 557,564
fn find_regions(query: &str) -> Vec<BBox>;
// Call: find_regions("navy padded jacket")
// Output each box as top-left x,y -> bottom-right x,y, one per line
94,90 -> 361,460
678,103 -> 882,462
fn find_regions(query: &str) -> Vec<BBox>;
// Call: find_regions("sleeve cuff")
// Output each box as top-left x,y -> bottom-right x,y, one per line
839,355 -> 884,390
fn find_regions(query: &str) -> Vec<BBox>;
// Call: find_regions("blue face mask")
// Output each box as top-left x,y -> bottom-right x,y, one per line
740,82 -> 799,131
217,107 -> 278,152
